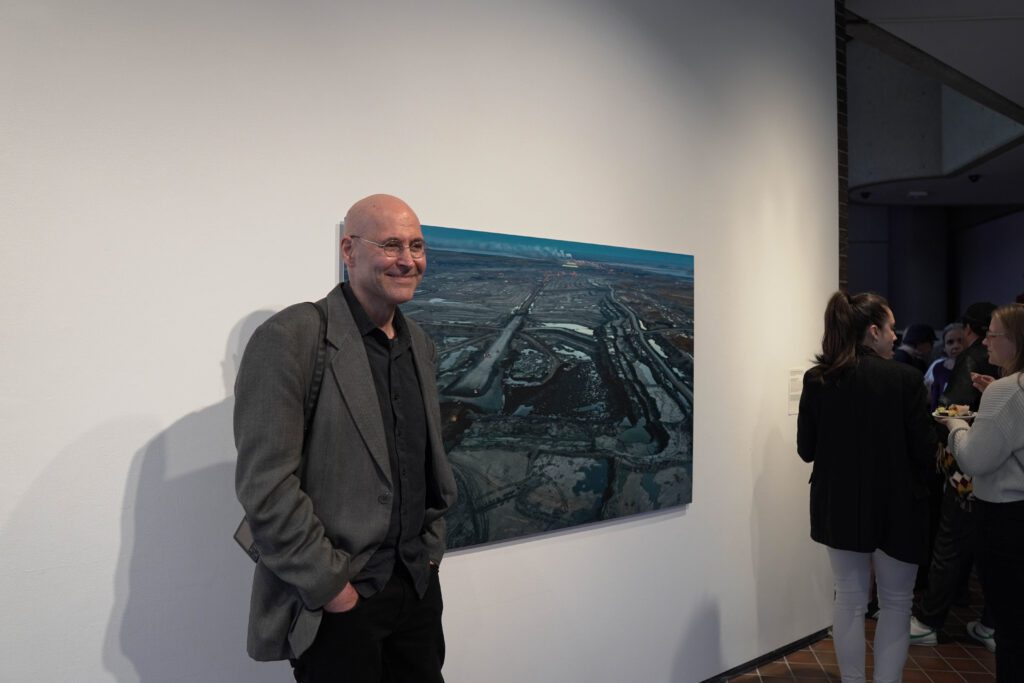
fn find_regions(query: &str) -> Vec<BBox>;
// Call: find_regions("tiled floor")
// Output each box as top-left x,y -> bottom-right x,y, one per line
728,581 -> 996,681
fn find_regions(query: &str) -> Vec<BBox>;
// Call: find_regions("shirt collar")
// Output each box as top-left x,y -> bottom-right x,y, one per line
341,282 -> 411,349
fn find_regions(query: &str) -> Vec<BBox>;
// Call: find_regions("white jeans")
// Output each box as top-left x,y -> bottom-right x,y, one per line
827,547 -> 917,683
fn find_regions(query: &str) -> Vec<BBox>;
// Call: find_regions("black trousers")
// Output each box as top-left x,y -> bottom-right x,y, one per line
918,486 -> 992,630
291,565 -> 445,683
975,499 -> 1024,683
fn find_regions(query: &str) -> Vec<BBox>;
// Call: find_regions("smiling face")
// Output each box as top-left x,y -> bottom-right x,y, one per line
864,307 -> 897,359
341,195 -> 426,320
983,314 -> 1018,372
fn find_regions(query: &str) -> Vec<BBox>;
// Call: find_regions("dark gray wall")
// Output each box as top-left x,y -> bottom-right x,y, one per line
849,205 -> 1024,330
957,209 -> 1024,308
848,204 -> 950,330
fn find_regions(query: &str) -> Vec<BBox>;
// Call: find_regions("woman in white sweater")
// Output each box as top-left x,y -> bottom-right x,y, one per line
939,303 -> 1024,680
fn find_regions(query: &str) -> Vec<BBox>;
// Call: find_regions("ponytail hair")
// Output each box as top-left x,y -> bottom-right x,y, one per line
810,290 -> 891,379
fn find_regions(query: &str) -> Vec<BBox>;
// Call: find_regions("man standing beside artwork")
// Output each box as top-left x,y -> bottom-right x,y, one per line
234,194 -> 457,682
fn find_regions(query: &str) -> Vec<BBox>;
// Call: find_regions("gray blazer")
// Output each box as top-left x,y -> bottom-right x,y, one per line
234,285 -> 457,661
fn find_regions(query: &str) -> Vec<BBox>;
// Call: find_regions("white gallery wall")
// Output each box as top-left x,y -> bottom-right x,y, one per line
1,1 -> 838,681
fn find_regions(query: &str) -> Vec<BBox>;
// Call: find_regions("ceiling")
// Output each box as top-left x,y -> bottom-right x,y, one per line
845,0 -> 1024,205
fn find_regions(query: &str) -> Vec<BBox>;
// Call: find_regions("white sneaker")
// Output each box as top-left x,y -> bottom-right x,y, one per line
910,616 -> 938,646
966,620 -> 996,653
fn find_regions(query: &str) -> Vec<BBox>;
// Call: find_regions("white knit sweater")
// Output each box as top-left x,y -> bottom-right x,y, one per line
949,372 -> 1024,503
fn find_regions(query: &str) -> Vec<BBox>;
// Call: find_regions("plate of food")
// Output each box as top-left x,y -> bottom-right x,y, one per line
933,405 -> 976,421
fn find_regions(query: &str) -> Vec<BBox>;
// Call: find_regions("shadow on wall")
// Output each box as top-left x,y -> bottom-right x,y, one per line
102,310 -> 289,682
672,597 -> 723,682
751,392 -> 831,652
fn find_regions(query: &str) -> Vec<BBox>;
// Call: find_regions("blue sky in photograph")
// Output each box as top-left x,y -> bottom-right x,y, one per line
423,225 -> 694,277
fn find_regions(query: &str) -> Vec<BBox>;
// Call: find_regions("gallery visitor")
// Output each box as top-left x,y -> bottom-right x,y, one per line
798,291 -> 937,683
893,322 -> 935,375
923,323 -> 964,412
939,303 -> 1024,681
234,194 -> 458,683
911,302 -> 999,651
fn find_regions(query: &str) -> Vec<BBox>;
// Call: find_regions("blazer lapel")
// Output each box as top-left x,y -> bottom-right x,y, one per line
324,286 -> 391,484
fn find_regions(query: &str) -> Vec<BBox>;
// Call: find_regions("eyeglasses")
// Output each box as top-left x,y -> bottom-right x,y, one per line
986,332 -> 1007,339
350,235 -> 426,259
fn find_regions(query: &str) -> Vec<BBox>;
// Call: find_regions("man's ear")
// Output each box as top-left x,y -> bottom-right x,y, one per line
341,236 -> 354,268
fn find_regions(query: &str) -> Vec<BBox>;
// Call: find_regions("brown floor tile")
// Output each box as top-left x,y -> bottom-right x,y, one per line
815,652 -> 838,667
946,657 -> 988,673
936,643 -> 970,657
973,649 -> 996,665
927,671 -> 968,683
785,650 -> 818,664
761,677 -> 795,682
901,668 -> 931,682
911,654 -> 953,671
790,664 -> 828,679
811,640 -> 835,652
903,654 -> 924,669
908,644 -> 940,658
960,672 -> 996,682
758,662 -> 790,677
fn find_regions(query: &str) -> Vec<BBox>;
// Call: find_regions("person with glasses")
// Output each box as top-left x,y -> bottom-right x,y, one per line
939,303 -> 1024,680
235,194 -> 457,682
798,291 -> 938,683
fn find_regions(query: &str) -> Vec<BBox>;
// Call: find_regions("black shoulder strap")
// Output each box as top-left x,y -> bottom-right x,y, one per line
303,301 -> 328,433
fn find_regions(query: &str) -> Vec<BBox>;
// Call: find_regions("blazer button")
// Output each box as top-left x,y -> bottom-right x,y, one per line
378,491 -> 392,504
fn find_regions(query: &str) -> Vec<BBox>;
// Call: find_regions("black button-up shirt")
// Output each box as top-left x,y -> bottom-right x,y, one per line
342,284 -> 432,598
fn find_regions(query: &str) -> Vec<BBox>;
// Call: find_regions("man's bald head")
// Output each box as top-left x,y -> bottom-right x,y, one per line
340,194 -> 426,328
342,194 -> 420,238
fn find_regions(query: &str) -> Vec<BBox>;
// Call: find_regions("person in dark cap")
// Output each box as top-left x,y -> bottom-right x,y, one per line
894,323 -> 936,375
941,302 -> 999,410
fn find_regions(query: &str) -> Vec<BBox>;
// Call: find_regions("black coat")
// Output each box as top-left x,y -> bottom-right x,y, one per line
940,338 -> 999,411
797,350 -> 938,564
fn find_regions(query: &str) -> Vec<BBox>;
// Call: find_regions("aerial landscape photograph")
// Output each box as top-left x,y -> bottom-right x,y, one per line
405,226 -> 695,549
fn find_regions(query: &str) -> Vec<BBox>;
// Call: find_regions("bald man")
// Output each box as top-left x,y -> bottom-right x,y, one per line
235,194 -> 457,682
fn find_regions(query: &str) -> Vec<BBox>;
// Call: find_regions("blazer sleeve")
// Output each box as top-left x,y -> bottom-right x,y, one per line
234,316 -> 351,610
797,373 -> 818,463
903,369 -> 940,469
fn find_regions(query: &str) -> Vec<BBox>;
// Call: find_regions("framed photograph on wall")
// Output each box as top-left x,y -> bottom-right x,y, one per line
405,226 -> 695,549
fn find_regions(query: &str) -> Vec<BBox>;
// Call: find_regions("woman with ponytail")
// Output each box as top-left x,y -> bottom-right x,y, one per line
798,291 -> 937,683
